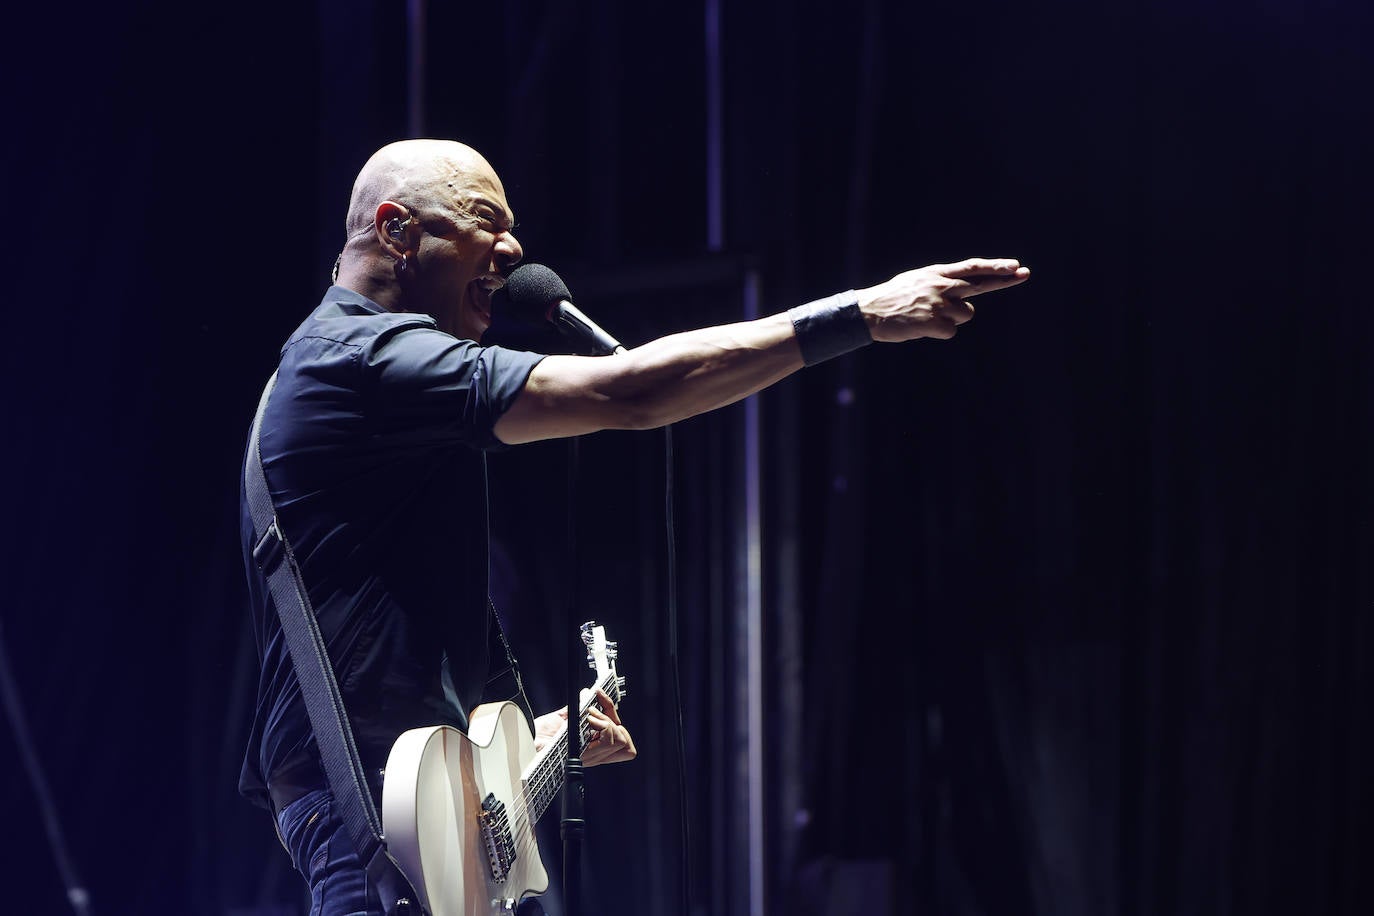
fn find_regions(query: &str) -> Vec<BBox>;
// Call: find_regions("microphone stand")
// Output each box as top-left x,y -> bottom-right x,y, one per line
562,340 -> 628,916
494,270 -> 621,916
561,434 -> 585,916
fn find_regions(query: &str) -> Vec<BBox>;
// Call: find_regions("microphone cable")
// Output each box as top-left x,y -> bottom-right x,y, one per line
663,423 -> 691,916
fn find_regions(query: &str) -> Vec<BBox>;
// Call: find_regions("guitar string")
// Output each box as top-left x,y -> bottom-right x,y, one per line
482,675 -> 620,836
506,701 -> 600,826
502,686 -> 620,848
501,713 -> 595,851
514,675 -> 613,821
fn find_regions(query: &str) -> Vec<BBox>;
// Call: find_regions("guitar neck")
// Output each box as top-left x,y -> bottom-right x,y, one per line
521,671 -> 619,825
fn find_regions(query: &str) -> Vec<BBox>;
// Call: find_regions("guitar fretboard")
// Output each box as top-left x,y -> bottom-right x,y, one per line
522,672 -> 621,824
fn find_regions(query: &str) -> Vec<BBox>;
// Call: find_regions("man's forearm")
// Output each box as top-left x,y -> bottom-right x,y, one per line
494,312 -> 805,444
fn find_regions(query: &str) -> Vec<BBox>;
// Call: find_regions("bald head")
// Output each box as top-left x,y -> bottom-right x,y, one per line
344,139 -> 502,239
333,139 -> 522,339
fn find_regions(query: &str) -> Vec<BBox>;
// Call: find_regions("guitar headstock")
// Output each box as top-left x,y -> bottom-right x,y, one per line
580,620 -> 627,705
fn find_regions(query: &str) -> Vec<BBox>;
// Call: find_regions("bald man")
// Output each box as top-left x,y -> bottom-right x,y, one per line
240,139 -> 1029,915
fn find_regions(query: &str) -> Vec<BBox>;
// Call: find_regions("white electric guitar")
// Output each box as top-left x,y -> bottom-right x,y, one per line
381,622 -> 627,916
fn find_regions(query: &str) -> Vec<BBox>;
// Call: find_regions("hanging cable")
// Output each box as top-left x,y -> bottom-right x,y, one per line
664,423 -> 691,916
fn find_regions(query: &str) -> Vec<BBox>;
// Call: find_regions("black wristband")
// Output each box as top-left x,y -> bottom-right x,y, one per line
788,291 -> 872,366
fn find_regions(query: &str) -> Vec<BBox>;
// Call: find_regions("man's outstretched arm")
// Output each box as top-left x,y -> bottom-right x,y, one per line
494,258 -> 1030,446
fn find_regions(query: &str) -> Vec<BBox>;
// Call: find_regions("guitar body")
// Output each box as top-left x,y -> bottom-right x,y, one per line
381,623 -> 625,916
382,702 -> 548,916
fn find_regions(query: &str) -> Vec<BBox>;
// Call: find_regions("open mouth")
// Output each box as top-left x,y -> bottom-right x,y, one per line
469,275 -> 505,328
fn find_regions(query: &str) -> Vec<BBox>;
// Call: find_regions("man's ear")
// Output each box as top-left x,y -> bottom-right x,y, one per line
374,201 -> 413,258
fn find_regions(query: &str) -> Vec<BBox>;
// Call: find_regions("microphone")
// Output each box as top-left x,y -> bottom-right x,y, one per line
497,263 -> 626,356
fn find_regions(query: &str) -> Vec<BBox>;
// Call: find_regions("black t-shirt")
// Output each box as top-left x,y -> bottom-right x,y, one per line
238,286 -> 545,809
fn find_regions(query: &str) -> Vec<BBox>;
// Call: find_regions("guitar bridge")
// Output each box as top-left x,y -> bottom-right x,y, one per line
477,792 -> 517,883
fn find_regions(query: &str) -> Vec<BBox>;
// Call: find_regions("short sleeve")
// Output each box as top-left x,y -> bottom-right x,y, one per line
361,321 -> 545,451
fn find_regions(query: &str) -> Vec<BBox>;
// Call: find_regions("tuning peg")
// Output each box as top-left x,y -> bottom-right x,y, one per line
605,641 -> 618,660
616,676 -> 628,698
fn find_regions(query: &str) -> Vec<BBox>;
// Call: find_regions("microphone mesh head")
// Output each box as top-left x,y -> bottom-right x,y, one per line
499,263 -> 571,323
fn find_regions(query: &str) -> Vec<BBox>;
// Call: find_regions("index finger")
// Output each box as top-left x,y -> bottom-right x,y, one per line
937,258 -> 1025,278
947,267 -> 1032,298
595,688 -> 623,725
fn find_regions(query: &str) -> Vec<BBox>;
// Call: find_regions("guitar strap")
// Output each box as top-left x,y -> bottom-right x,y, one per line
480,448 -> 536,733
487,595 -> 538,731
245,372 -> 420,916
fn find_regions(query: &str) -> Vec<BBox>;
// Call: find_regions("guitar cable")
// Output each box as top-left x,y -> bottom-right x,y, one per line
663,424 -> 692,916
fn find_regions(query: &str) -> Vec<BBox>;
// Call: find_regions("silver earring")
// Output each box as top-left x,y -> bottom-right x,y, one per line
397,253 -> 409,274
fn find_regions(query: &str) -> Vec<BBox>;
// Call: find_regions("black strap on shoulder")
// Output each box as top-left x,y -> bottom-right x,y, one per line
245,372 -> 421,916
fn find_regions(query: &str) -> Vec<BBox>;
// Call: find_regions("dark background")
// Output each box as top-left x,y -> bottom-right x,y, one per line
3,1 -> 1371,914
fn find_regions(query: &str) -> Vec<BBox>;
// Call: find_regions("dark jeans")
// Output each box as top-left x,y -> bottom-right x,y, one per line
277,789 -> 377,916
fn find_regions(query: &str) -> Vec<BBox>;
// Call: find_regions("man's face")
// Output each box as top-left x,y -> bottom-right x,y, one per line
413,160 -> 522,341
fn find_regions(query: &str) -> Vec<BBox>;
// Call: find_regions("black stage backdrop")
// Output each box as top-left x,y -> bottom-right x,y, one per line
3,2 -> 1371,914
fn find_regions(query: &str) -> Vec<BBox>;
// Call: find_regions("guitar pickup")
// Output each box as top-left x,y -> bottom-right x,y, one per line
477,792 -> 517,883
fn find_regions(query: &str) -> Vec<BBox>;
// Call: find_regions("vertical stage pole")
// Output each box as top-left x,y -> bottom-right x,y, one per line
406,0 -> 426,137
